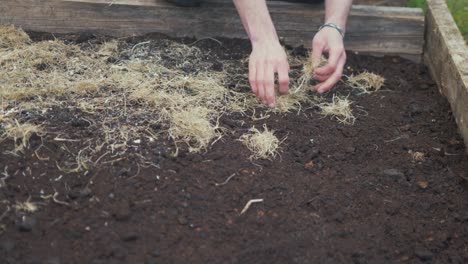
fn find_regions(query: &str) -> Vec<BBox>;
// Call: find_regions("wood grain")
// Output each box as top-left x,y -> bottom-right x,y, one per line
425,0 -> 468,151
0,0 -> 424,60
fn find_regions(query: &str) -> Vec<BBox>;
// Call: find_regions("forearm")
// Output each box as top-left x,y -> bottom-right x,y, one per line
233,0 -> 278,45
324,0 -> 353,33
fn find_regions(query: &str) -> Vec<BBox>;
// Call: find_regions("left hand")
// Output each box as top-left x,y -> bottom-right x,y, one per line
311,27 -> 347,93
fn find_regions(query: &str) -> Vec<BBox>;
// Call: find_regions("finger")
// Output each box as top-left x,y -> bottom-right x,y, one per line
249,59 -> 258,96
256,62 -> 266,104
315,47 -> 342,76
311,39 -> 325,69
264,63 -> 276,107
277,62 -> 290,95
316,53 -> 346,93
313,73 -> 329,82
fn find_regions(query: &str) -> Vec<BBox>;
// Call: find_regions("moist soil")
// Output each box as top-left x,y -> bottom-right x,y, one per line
1,33 -> 467,264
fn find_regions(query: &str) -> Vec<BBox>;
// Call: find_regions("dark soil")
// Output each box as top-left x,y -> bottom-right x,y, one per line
1,32 -> 467,264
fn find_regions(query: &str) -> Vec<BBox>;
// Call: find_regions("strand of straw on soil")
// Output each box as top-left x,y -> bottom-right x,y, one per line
0,166 -> 9,188
240,199 -> 264,215
214,173 -> 236,186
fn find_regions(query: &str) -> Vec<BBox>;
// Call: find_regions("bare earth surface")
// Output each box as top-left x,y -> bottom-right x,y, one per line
0,32 -> 467,264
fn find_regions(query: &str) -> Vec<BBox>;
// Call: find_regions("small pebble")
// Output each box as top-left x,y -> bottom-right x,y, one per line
383,169 -> 405,181
333,211 -> 344,223
345,147 -> 355,153
68,187 -> 93,199
121,232 -> 139,242
333,153 -> 346,161
178,216 -> 188,225
151,249 -> 161,257
417,181 -> 429,189
419,84 -> 429,90
15,215 -> 37,232
145,259 -> 158,264
414,247 -> 433,261
113,201 -> 131,221
46,257 -> 61,264
385,205 -> 400,216
351,250 -> 365,258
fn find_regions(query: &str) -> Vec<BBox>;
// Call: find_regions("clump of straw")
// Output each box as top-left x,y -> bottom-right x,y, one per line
319,95 -> 356,125
168,107 -> 221,152
0,25 -> 30,49
2,120 -> 42,152
346,71 -> 385,94
241,125 -> 280,160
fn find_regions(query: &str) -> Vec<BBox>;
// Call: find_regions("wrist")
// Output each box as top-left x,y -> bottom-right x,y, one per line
251,34 -> 279,48
324,18 -> 347,33
319,23 -> 345,38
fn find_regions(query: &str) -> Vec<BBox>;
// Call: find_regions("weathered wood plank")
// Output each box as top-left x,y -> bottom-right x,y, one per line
0,0 -> 424,60
424,0 -> 468,151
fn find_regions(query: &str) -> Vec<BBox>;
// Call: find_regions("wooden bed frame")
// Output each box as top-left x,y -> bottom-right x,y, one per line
1,0 -> 467,150
424,0 -> 468,151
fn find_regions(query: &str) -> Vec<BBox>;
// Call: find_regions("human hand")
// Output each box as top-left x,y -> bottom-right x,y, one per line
249,40 -> 290,108
311,27 -> 346,93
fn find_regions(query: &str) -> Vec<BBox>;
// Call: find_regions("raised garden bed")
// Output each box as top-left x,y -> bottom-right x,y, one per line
0,0 -> 467,263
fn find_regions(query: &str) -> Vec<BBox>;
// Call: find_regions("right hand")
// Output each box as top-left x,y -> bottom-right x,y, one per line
248,40 -> 290,108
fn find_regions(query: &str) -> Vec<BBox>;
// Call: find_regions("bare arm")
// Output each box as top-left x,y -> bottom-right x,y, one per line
312,0 -> 353,93
324,0 -> 352,31
233,0 -> 289,107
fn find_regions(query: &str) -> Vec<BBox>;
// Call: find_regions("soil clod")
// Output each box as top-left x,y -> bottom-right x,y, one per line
383,169 -> 405,181
414,247 -> 434,261
15,215 -> 37,232
112,201 -> 132,221
121,232 -> 139,242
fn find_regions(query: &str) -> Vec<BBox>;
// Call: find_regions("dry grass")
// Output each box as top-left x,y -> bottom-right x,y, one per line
274,90 -> 311,113
241,125 -> 280,160
0,39 -> 107,100
0,25 -> 359,164
319,95 -> 356,125
294,52 -> 327,92
169,73 -> 229,108
346,71 -> 385,94
98,40 -> 119,57
1,120 -> 42,153
0,26 -> 30,49
409,150 -> 425,162
168,107 -> 221,152
72,80 -> 102,95
13,200 -> 39,213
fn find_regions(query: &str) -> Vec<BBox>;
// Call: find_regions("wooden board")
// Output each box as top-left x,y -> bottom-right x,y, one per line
0,0 -> 424,60
424,0 -> 468,151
